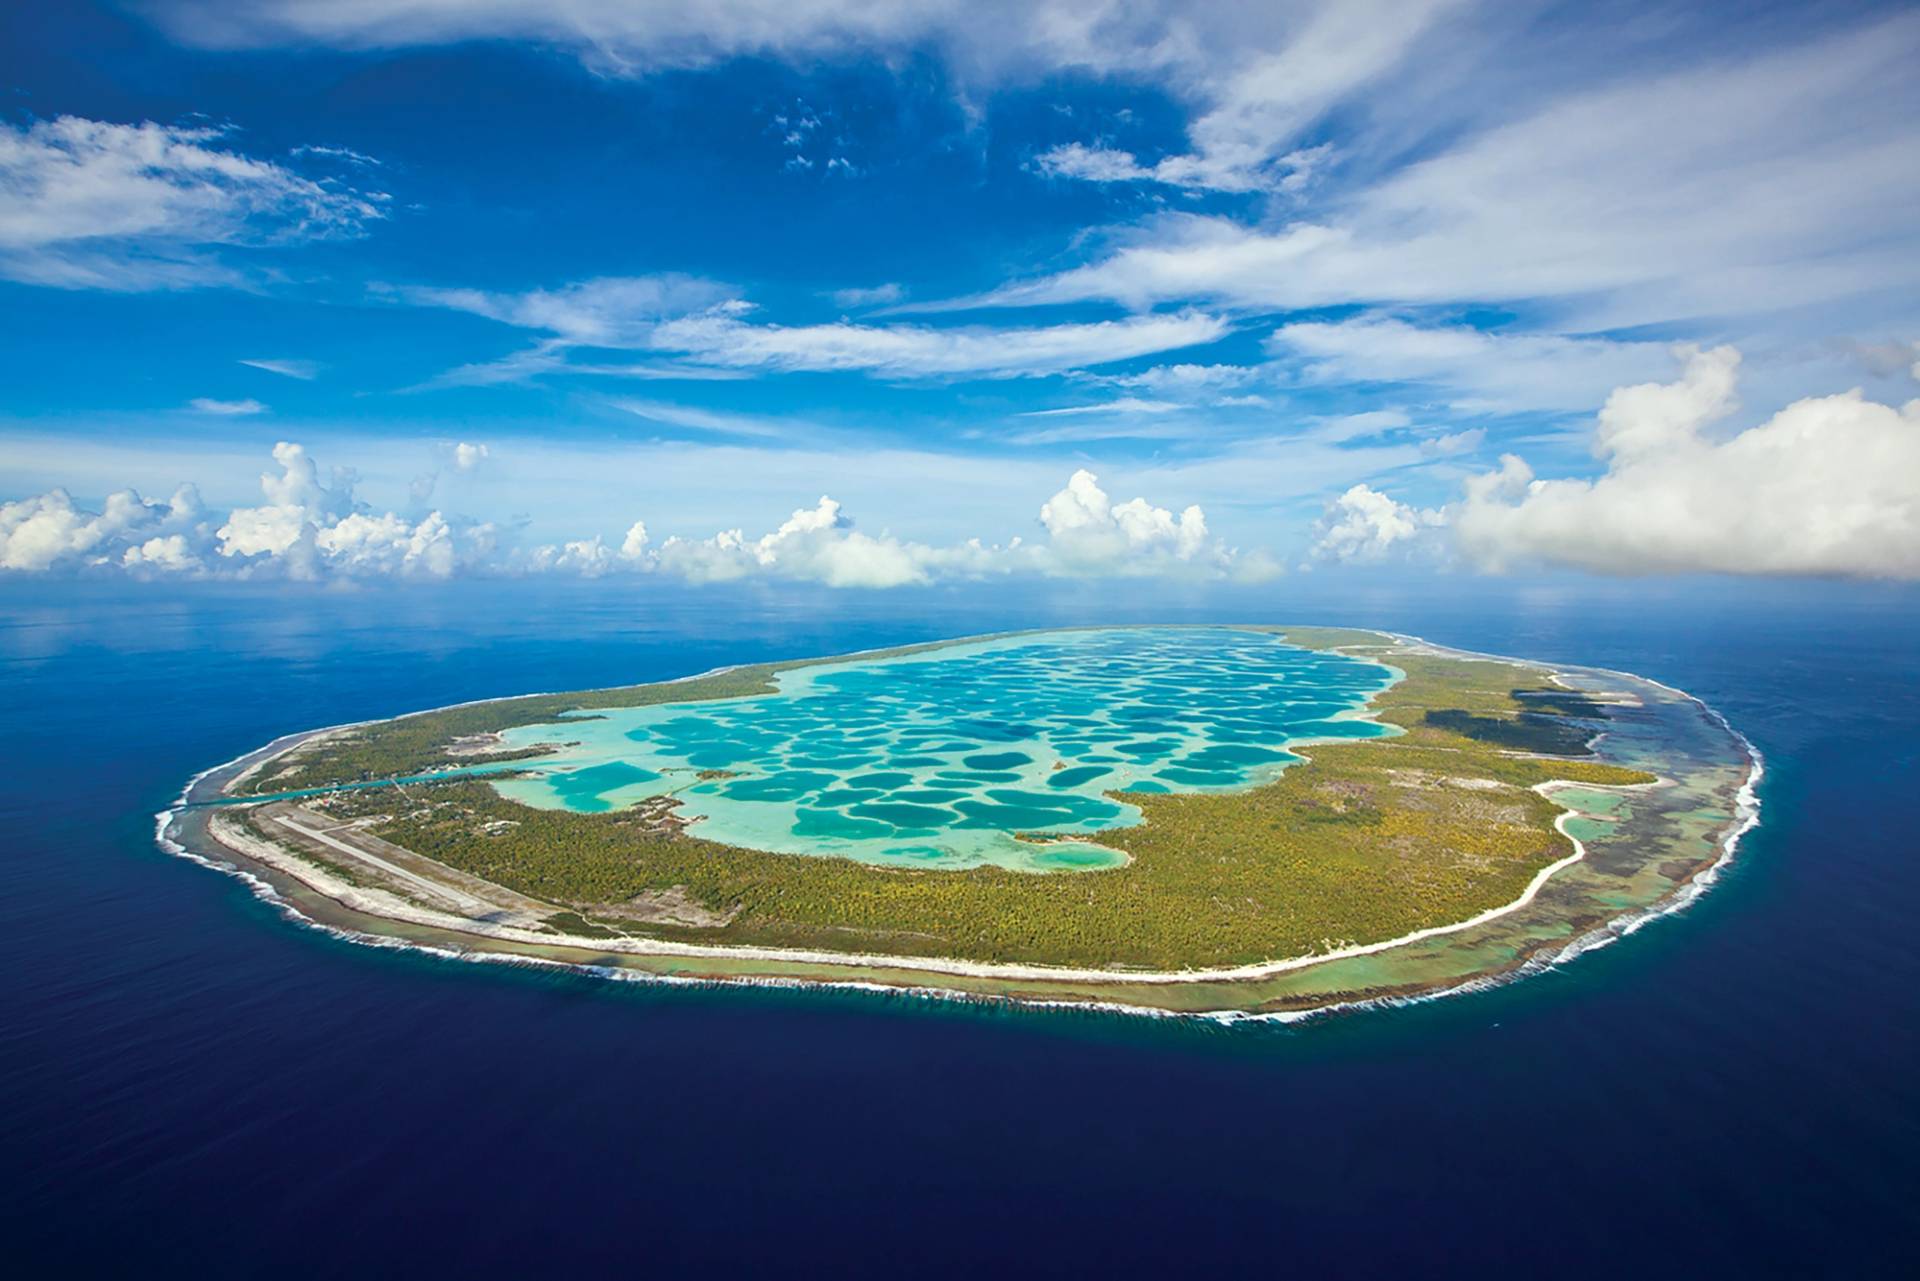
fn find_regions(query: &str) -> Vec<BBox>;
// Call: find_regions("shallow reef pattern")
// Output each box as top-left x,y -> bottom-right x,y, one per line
491,628 -> 1396,871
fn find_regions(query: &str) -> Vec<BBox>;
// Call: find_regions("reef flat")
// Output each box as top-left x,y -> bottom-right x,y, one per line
162,626 -> 1758,1017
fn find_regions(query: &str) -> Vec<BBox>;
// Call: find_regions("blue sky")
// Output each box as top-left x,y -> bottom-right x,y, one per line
2,0 -> 1917,585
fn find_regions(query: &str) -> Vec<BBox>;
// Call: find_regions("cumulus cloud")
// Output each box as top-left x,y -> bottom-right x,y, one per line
1035,469 -> 1267,579
1310,484 -> 1438,563
656,496 -> 956,588
452,441 -> 489,471
645,469 -> 1265,586
0,445 -> 1266,587
1452,346 -> 1920,577
0,484 -> 206,573
521,535 -> 624,577
0,115 -> 384,289
0,441 -> 494,581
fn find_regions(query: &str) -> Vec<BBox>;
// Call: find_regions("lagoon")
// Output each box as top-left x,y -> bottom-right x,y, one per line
490,627 -> 1396,871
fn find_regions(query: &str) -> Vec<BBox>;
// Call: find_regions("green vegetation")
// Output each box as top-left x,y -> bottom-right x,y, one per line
541,911 -> 622,939
242,666 -> 784,794
261,629 -> 1655,970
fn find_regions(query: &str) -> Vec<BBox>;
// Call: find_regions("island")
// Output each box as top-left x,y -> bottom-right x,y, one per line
159,626 -> 1761,1019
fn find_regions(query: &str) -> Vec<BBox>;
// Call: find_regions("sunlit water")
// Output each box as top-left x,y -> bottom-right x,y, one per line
491,627 -> 1396,870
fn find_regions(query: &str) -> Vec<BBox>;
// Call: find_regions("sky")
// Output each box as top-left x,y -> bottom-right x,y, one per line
1,0 -> 1916,587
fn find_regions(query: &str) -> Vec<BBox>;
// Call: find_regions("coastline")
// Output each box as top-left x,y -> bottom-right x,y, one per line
157,627 -> 1762,1019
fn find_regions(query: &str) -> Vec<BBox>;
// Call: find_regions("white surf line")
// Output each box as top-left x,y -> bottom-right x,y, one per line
159,804 -> 1535,1025
271,813 -> 500,917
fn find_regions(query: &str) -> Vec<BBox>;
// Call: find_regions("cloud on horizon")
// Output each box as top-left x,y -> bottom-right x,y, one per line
0,443 -> 1269,587
1312,346 -> 1920,578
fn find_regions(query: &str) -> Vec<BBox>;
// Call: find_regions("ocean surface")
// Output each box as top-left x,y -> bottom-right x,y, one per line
489,626 -> 1393,869
3,577 -> 1916,1276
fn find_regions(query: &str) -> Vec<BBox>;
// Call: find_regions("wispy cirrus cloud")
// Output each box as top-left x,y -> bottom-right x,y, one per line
0,115 -> 386,290
609,399 -> 807,441
1019,397 -> 1183,418
1030,0 -> 1454,193
954,14 -> 1920,334
1266,315 -> 1673,414
238,357 -> 321,380
187,397 -> 269,416
645,308 -> 1229,378
399,274 -> 1230,382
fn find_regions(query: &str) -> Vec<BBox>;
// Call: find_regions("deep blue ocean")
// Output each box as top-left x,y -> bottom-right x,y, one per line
3,578 -> 1916,1276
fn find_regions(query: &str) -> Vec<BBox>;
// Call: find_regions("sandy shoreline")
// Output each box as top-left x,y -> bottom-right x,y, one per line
157,627 -> 1763,1018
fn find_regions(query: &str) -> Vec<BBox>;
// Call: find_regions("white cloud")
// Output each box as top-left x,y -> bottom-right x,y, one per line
1310,483 -> 1437,563
289,144 -> 381,167
830,283 -> 905,309
404,275 -> 1228,381
1021,397 -> 1183,418
188,397 -> 268,416
397,275 -> 737,346
1106,363 -> 1258,393
1033,0 -> 1450,192
650,469 -> 1265,586
518,535 -> 615,576
1451,345 -> 1920,577
956,13 -> 1920,333
1036,469 -> 1241,577
1421,428 -> 1483,457
0,443 -> 1269,586
609,400 -> 798,440
648,309 -> 1228,378
122,533 -> 204,573
452,441 -> 489,471
239,357 -> 320,380
1031,144 -> 1163,185
1268,315 -> 1672,413
656,496 -> 951,588
0,115 -> 384,289
147,0 -> 1427,91
199,441 -> 494,579
138,2 -> 1920,343
315,509 -> 459,578
152,1 -> 1445,198
422,339 -> 758,389
0,484 -> 205,573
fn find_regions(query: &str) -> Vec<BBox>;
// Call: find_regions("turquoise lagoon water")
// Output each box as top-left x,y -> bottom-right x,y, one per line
490,627 -> 1397,872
